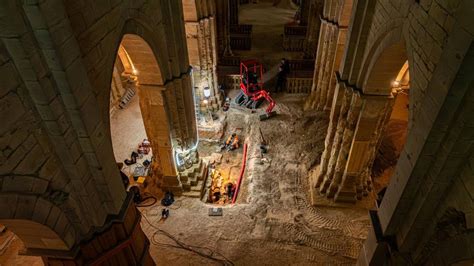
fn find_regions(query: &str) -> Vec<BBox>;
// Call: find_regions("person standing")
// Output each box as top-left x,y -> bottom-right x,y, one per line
275,58 -> 290,92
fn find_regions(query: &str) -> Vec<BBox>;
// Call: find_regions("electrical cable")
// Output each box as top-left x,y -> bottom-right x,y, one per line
142,214 -> 234,266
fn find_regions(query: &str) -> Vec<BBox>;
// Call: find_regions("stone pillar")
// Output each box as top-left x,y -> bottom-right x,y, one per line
305,0 -> 352,111
138,84 -> 181,194
352,95 -> 395,199
43,196 -> 154,265
299,0 -> 310,25
184,0 -> 222,114
312,73 -> 395,203
318,83 -> 352,194
312,80 -> 345,188
229,0 -> 239,24
327,90 -> 362,199
333,94 -> 395,202
216,0 -> 233,57
198,17 -> 222,111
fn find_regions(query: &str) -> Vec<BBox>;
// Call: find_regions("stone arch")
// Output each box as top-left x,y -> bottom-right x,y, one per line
360,25 -> 408,95
0,194 -> 76,254
108,32 -> 176,181
102,17 -> 199,195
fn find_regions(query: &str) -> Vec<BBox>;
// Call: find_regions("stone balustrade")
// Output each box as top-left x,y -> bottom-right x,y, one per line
285,77 -> 313,94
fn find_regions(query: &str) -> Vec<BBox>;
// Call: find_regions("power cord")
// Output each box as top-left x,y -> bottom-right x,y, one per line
142,214 -> 234,266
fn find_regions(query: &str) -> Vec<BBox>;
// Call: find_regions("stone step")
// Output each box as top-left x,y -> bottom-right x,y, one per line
191,181 -> 204,192
182,191 -> 201,198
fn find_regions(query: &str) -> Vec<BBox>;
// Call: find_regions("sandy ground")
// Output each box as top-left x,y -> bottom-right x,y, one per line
141,94 -> 371,265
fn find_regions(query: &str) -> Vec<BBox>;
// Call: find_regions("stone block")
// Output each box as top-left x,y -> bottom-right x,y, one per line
32,197 -> 53,224
3,175 -> 35,192
39,157 -> 59,180
15,195 -> 37,219
32,178 -> 49,194
0,194 -> 17,219
14,145 -> 46,175
0,92 -> 26,136
23,5 -> 47,30
0,62 -> 21,97
45,205 -> 61,229
0,145 -> 27,175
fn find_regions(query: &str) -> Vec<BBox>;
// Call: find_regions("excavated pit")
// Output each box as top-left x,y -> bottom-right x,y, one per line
140,93 -> 371,265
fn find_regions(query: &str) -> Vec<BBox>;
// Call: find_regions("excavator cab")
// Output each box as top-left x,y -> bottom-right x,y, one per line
235,60 -> 276,120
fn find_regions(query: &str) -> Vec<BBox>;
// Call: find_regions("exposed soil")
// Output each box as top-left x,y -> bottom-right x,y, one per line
371,119 -> 408,193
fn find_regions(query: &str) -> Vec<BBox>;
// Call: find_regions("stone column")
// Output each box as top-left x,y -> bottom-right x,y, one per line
312,79 -> 345,188
305,19 -> 329,110
138,85 -> 181,194
327,90 -> 362,199
319,84 -> 352,194
355,94 -> 395,198
303,0 -> 324,58
216,0 -> 233,57
229,0 -> 239,24
299,0 -> 310,25
333,94 -> 395,202
317,24 -> 338,110
305,0 -> 352,111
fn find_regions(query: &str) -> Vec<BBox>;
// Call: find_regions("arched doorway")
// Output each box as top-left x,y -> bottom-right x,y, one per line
107,33 -> 203,197
108,34 -> 173,196
371,61 -> 410,202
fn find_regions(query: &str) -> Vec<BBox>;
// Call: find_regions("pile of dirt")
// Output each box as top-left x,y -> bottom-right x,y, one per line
372,119 -> 408,178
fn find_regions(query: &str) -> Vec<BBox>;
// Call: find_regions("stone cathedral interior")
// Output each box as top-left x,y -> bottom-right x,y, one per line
0,0 -> 473,265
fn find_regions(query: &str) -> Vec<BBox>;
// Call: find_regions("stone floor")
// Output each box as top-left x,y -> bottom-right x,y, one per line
110,94 -> 150,163
110,94 -> 153,178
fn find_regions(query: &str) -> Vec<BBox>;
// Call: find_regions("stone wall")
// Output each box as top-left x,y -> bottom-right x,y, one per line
0,0 -> 195,261
302,0 -> 474,263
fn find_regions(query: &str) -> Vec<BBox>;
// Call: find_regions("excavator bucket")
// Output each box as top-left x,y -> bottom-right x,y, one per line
259,111 -> 277,121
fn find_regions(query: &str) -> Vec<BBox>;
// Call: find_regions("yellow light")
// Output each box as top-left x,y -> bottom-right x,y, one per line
391,80 -> 400,87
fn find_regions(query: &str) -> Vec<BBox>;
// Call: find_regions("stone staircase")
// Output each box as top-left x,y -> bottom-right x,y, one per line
180,159 -> 208,199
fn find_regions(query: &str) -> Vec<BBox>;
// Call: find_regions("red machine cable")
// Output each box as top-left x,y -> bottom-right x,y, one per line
232,143 -> 248,204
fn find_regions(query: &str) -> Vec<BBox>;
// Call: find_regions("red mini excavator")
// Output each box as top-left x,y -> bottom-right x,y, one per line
234,60 -> 276,121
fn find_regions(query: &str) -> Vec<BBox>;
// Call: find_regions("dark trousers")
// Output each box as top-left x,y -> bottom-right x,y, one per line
275,75 -> 286,92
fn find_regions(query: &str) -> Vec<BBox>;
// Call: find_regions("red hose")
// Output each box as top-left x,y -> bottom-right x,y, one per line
232,143 -> 248,204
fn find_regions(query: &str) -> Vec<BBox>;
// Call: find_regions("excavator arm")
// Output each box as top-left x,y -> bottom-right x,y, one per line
251,90 -> 276,120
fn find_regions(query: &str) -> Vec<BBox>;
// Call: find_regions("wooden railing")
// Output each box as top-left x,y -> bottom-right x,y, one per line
230,24 -> 252,50
288,59 -> 315,72
286,77 -> 313,94
284,25 -> 307,36
230,34 -> 252,50
230,24 -> 253,35
218,56 -> 241,66
283,36 -> 305,51
283,25 -> 307,52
